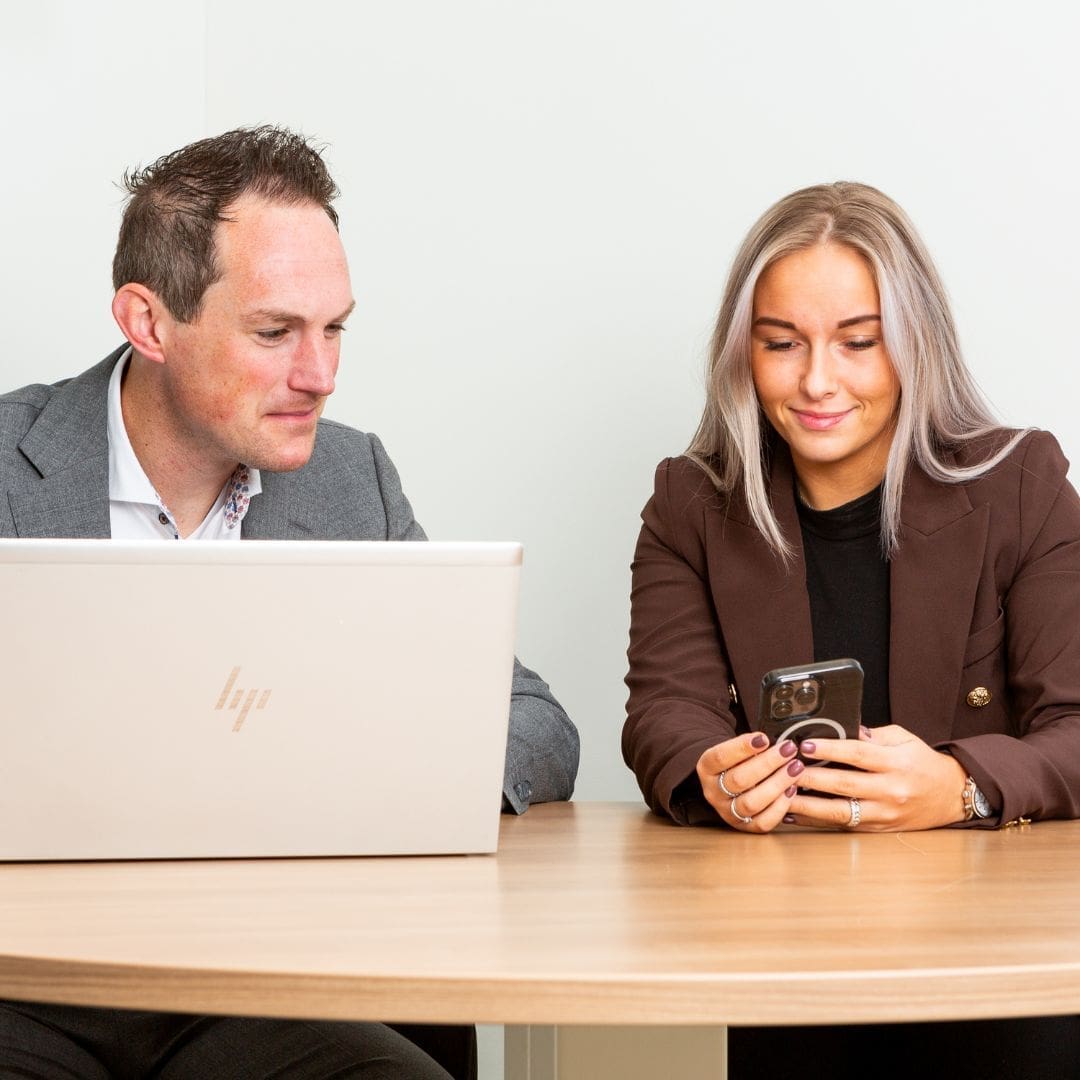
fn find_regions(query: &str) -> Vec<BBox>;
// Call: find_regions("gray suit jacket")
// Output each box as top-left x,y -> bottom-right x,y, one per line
0,346 -> 579,813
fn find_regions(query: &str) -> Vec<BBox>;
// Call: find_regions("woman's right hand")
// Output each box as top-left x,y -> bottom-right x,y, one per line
696,733 -> 803,832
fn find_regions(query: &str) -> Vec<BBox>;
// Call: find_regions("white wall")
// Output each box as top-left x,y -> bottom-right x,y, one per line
5,1 -> 1079,813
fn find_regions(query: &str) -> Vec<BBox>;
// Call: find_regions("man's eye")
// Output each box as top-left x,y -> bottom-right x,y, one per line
256,329 -> 289,342
325,324 -> 347,336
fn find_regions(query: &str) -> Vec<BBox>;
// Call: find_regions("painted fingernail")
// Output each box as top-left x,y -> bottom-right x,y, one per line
800,740 -> 816,756
784,785 -> 797,798
751,733 -> 768,749
787,759 -> 804,777
783,814 -> 796,825
779,740 -> 797,758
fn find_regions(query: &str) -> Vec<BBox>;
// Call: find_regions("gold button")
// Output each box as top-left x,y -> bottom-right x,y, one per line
966,687 -> 992,708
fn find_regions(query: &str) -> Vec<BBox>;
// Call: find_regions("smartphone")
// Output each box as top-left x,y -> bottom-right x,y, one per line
757,658 -> 863,760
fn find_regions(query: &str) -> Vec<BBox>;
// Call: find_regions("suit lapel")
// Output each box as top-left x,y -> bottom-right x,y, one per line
9,352 -> 120,539
8,460 -> 111,537
243,464 -> 324,540
706,447 -> 814,729
889,462 -> 988,744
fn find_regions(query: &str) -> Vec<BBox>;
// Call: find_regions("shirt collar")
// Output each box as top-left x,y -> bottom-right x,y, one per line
107,347 -> 158,507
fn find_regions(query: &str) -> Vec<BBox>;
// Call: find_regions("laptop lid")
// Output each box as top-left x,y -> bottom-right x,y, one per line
0,538 -> 520,860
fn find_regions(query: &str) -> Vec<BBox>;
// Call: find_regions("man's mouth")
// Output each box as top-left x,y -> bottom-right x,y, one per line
267,401 -> 322,421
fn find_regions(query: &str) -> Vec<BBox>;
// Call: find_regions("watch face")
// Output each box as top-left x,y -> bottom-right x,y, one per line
973,785 -> 993,818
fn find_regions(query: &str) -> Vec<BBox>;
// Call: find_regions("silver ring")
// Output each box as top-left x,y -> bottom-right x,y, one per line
730,795 -> 754,825
847,797 -> 861,828
717,770 -> 738,799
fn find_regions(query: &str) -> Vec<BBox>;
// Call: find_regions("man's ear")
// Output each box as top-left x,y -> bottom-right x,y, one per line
112,284 -> 175,365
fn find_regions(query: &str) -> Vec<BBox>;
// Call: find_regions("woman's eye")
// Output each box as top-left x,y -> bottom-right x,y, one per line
846,338 -> 878,351
762,340 -> 797,352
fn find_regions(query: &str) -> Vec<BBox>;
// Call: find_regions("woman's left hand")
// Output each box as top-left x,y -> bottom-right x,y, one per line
785,725 -> 969,831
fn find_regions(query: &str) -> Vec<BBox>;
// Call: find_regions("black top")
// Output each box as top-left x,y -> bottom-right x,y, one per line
796,482 -> 891,729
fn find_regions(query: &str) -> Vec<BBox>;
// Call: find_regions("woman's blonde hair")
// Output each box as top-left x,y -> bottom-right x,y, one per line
688,181 -> 1024,559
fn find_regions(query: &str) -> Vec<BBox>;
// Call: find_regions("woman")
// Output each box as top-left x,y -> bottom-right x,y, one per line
623,182 -> 1080,1076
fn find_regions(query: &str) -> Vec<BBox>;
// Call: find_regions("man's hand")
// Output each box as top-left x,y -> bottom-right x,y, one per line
785,725 -> 968,831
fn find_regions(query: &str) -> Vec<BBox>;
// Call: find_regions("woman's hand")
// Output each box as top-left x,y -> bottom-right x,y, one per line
696,733 -> 805,832
786,725 -> 968,831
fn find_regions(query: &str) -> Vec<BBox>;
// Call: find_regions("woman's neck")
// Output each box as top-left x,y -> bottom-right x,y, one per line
794,463 -> 886,512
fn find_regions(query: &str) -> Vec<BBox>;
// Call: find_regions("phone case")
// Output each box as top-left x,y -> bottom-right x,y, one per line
757,658 -> 863,750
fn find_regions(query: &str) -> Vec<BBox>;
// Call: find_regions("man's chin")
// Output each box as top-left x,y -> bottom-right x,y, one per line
246,438 -> 318,474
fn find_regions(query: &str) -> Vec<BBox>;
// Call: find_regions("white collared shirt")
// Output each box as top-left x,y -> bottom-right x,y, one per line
107,348 -> 262,540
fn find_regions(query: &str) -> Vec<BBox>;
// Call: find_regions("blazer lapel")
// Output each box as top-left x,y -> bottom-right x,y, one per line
706,447 -> 814,729
243,466 -> 324,540
8,352 -> 119,539
243,429 -> 397,540
889,462 -> 989,745
8,459 -> 111,538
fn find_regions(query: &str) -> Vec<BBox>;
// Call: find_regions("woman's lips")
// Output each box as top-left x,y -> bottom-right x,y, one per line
791,408 -> 853,431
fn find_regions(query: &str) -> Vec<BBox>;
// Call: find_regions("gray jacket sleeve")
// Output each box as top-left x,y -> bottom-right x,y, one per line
369,435 -> 580,813
500,658 -> 579,813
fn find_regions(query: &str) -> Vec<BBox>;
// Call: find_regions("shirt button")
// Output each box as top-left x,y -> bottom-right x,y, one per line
158,512 -> 170,526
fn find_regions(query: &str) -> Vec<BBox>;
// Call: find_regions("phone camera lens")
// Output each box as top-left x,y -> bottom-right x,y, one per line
794,685 -> 816,706
772,700 -> 793,718
774,684 -> 794,701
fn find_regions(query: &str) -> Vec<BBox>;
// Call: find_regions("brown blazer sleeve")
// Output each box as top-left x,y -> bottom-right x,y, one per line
622,458 -> 737,824
939,430 -> 1080,824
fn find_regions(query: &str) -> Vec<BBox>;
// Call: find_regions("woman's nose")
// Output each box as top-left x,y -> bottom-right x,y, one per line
799,345 -> 838,400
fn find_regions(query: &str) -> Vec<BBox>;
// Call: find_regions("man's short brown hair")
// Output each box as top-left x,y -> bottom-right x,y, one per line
112,125 -> 340,323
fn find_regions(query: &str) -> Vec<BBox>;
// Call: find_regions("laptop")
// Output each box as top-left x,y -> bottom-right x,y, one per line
0,538 -> 521,861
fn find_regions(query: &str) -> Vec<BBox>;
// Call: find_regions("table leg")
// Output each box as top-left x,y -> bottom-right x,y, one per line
505,1024 -> 727,1079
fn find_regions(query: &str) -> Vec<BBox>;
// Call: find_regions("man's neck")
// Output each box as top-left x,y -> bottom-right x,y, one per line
120,354 -> 236,538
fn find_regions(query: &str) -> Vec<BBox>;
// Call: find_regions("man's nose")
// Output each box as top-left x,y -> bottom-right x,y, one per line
290,333 -> 338,397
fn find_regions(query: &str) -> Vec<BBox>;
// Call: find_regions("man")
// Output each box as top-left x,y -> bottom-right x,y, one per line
0,127 -> 578,1079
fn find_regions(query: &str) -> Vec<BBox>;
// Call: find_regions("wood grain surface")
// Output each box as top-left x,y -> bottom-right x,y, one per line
1,802 -> 1077,1025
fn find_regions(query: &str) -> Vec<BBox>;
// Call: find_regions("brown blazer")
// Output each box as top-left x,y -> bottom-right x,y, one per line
623,429 -> 1080,827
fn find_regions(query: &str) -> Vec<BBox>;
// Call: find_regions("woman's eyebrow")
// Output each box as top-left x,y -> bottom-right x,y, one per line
752,314 -> 881,330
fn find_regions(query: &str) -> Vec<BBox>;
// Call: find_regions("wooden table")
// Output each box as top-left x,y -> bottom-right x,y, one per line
1,802 -> 1078,1075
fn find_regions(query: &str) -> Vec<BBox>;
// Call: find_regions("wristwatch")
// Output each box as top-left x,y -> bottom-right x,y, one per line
962,775 -> 994,821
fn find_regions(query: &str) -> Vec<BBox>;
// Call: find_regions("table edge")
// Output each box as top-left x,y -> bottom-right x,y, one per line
3,954 -> 1078,1025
